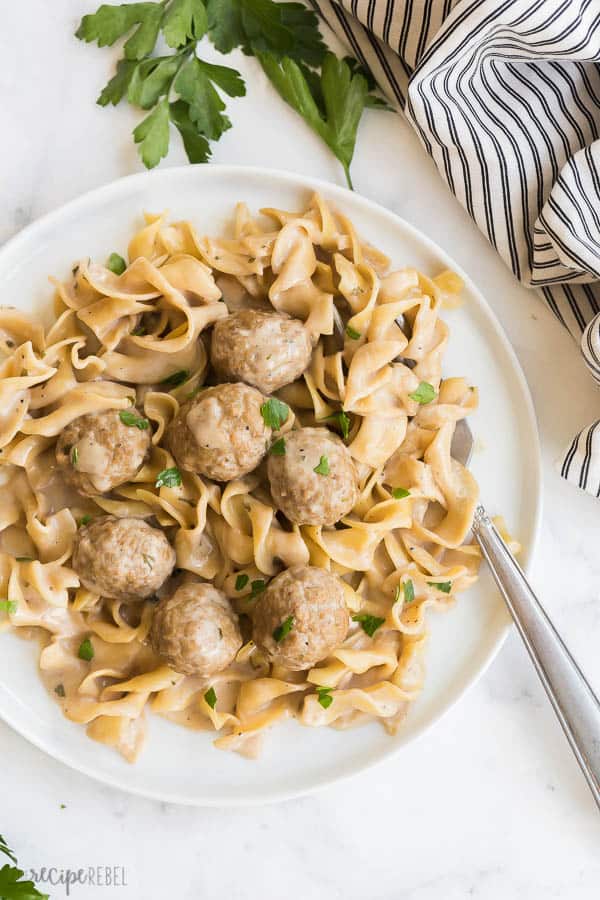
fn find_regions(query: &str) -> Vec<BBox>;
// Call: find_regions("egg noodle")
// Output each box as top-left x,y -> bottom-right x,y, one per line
0,194 -> 481,761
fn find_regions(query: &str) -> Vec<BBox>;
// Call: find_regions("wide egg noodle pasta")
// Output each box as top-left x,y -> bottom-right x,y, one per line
0,194 -> 485,761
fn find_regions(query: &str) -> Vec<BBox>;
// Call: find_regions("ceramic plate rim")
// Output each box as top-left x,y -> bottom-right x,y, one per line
0,164 -> 542,806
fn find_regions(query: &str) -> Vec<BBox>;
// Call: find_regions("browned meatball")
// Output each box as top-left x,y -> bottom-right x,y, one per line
71,516 -> 175,601
211,309 -> 312,394
56,409 -> 151,496
166,382 -> 271,482
252,566 -> 349,671
151,582 -> 242,677
267,427 -> 358,526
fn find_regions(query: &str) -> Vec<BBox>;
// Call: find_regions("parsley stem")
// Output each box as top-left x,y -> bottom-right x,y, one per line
344,164 -> 354,191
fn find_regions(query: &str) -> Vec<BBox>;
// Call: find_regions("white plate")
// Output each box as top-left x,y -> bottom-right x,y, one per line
0,165 -> 541,806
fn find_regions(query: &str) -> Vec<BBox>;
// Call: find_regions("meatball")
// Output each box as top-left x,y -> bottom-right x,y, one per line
166,382 -> 271,482
211,309 -> 312,394
252,566 -> 349,671
151,582 -> 242,677
268,427 -> 358,526
56,408 -> 151,496
71,516 -> 175,601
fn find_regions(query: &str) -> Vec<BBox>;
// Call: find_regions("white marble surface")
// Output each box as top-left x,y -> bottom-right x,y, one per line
2,3 -> 600,897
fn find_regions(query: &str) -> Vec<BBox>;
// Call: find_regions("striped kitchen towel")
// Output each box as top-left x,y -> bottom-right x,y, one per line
311,0 -> 600,497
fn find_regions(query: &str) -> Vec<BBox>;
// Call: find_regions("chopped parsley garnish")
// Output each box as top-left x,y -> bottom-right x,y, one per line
249,579 -> 267,600
260,397 -> 289,430
77,515 -> 92,528
131,323 -> 146,336
143,553 -> 154,570
78,637 -> 94,661
235,573 -> 249,591
346,324 -> 361,340
15,556 -> 33,562
107,252 -> 127,275
409,381 -> 436,405
204,687 -> 217,710
313,455 -> 330,476
119,409 -> 150,429
325,410 -> 351,440
54,683 -> 66,698
269,437 -> 286,456
155,467 -> 182,489
316,686 -> 333,709
160,369 -> 189,387
430,581 -> 452,594
352,613 -> 385,637
392,487 -> 411,499
273,615 -> 294,643
0,600 -> 17,615
70,446 -> 79,466
403,580 -> 415,604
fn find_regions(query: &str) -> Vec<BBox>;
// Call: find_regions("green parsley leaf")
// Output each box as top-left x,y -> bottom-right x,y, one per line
392,487 -> 410,499
430,581 -> 452,594
0,600 -> 17,615
124,3 -> 163,59
15,557 -> 33,563
235,573 -> 249,591
316,686 -> 333,709
77,515 -> 93,528
174,58 -> 233,141
97,58 -> 137,106
273,614 -> 294,643
249,579 -> 267,600
162,0 -> 208,48
133,97 -> 171,169
403,580 -> 415,605
107,252 -> 127,275
260,397 -> 289,430
409,381 -> 436,405
78,637 -> 94,662
260,52 -> 368,189
276,3 -> 327,67
54,683 -> 66,698
119,409 -> 150,429
0,835 -> 18,866
0,863 -> 48,900
313,455 -> 330,476
71,446 -> 79,466
204,686 -> 217,709
352,613 -> 385,637
345,324 -> 361,340
160,369 -> 189,386
76,3 -> 158,49
269,437 -> 286,455
205,0 -> 244,54
194,59 -> 246,97
155,467 -> 182,489
127,55 -> 182,109
169,100 -> 211,163
325,410 -> 351,441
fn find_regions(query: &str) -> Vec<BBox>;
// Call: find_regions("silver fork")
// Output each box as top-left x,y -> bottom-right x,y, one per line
453,419 -> 600,811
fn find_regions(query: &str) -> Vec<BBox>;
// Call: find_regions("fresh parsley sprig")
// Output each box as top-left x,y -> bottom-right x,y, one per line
76,1 -> 386,185
0,835 -> 48,900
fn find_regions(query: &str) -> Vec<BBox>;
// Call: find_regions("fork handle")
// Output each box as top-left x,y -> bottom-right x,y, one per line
472,506 -> 600,811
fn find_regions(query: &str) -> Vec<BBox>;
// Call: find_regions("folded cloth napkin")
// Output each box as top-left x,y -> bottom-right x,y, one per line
311,0 -> 600,497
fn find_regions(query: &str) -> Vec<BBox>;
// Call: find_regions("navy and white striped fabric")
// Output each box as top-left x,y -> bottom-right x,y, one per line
311,0 -> 600,498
